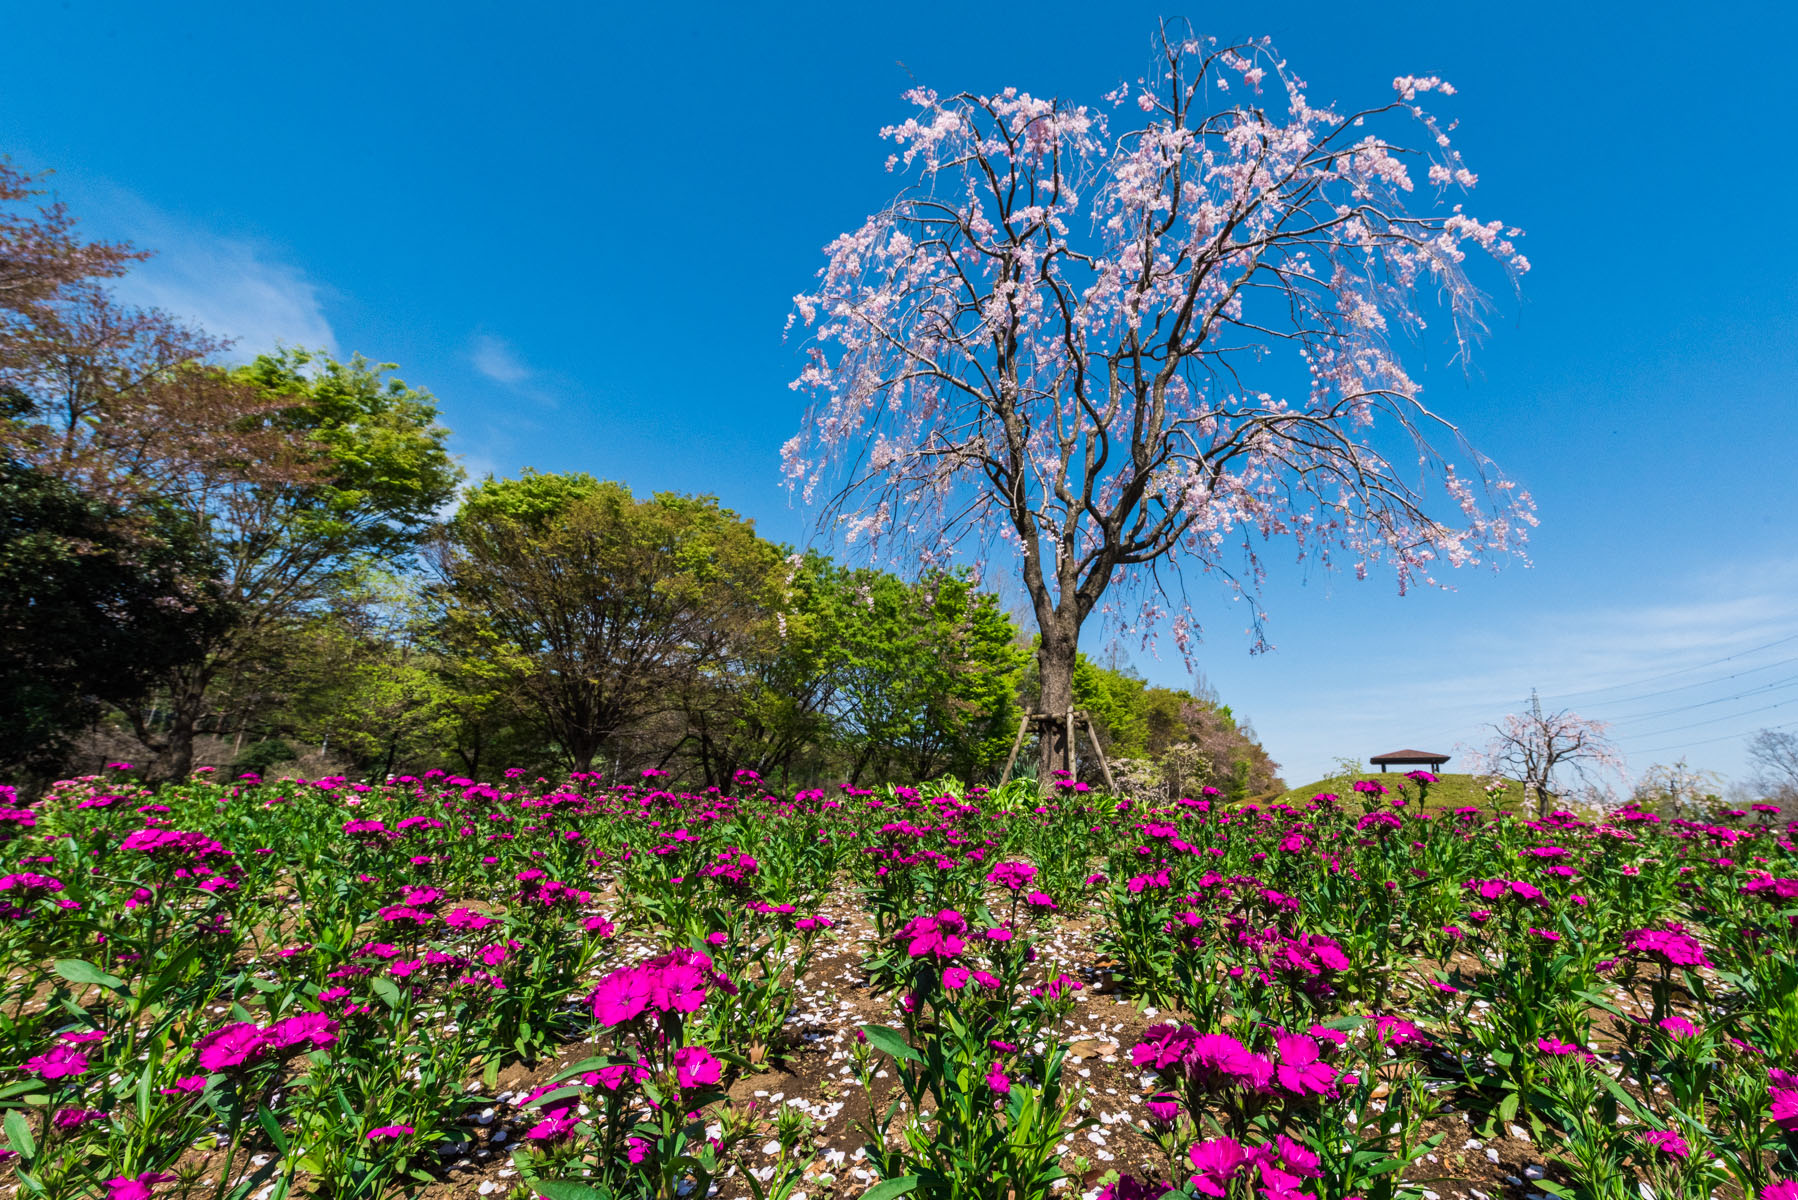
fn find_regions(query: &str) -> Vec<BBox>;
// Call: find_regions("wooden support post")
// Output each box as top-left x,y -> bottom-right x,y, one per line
1065,708 -> 1077,776
998,711 -> 1034,787
1081,710 -> 1117,793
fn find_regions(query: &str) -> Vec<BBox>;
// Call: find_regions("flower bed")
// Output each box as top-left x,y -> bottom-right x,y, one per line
0,769 -> 1793,1200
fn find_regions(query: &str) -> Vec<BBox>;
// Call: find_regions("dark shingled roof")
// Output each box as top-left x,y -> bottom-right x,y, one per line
1370,748 -> 1451,763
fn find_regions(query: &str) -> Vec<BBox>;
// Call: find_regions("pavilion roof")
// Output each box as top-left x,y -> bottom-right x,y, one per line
1369,749 -> 1451,762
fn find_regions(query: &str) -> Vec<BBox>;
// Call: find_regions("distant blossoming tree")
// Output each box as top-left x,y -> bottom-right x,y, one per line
1473,701 -> 1624,819
786,24 -> 1534,775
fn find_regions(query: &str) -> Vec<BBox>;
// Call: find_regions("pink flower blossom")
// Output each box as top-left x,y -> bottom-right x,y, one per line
591,966 -> 654,1026
1273,1033 -> 1337,1096
194,1022 -> 270,1072
1187,1137 -> 1252,1197
900,909 -> 967,959
526,1107 -> 578,1141
22,1045 -> 88,1079
107,1173 -> 176,1200
673,1044 -> 721,1089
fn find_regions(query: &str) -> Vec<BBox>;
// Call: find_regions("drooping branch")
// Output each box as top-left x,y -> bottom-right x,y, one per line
788,23 -> 1533,681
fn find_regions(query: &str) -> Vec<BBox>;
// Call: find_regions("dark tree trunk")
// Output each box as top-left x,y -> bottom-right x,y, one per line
161,709 -> 197,782
1036,618 -> 1078,780
133,664 -> 211,783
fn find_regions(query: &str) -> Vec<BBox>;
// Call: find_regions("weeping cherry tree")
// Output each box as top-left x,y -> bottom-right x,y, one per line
785,25 -> 1536,776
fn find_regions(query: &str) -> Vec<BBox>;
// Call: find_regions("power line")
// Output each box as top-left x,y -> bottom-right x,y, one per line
1613,697 -> 1798,744
1568,654 -> 1798,709
1537,632 -> 1798,704
1384,638 -> 1798,743
1628,719 -> 1798,758
1598,674 -> 1798,727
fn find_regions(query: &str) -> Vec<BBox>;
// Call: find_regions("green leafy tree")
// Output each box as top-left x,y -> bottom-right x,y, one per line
676,551 -> 845,788
433,472 -> 785,772
0,455 -> 223,773
1068,655 -> 1282,796
124,348 -> 460,779
829,568 -> 1025,783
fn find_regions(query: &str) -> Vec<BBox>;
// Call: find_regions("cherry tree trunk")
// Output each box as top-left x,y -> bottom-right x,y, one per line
1036,621 -> 1078,780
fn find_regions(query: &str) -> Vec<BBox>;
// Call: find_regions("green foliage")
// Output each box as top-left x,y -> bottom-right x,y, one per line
1269,772 -> 1523,812
230,739 -> 296,775
825,566 -> 1025,784
436,472 -> 786,771
0,457 -> 224,773
1066,654 -> 1280,795
235,349 -> 461,562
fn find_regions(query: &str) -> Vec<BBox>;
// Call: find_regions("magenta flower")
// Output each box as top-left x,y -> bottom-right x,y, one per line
1307,1024 -> 1348,1048
1657,1017 -> 1699,1040
1761,1180 -> 1798,1200
591,966 -> 654,1026
588,1060 -> 651,1091
158,1075 -> 208,1097
194,1022 -> 270,1072
986,861 -> 1037,890
1097,1177 -> 1170,1200
1371,1015 -> 1434,1050
1273,1033 -> 1337,1096
984,1061 -> 1011,1094
22,1045 -> 88,1079
1641,1129 -> 1690,1158
1187,1136 -> 1251,1197
673,1044 -> 721,1088
900,909 -> 968,959
1267,1134 -> 1320,1179
444,907 -> 496,930
526,1107 -> 578,1141
1771,1070 -> 1798,1132
942,966 -> 971,989
1144,1093 -> 1179,1124
106,1173 -> 176,1200
1190,1033 -> 1273,1091
649,961 -> 709,1013
1538,1036 -> 1582,1056
266,1012 -> 339,1054
1131,1023 -> 1198,1071
366,1125 -> 414,1139
1623,927 -> 1712,969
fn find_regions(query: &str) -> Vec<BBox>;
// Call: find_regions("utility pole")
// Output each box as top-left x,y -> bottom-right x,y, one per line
1529,688 -> 1547,818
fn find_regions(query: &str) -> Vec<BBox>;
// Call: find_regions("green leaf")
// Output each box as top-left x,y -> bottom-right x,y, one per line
53,960 -> 124,989
859,1177 -> 921,1200
531,1181 -> 607,1200
370,976 -> 402,1008
4,1109 -> 35,1160
257,1105 -> 290,1154
860,1025 -> 922,1064
1498,1090 -> 1520,1122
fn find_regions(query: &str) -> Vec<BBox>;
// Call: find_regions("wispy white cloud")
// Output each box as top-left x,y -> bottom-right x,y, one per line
469,334 -> 533,385
79,186 -> 336,358
1244,558 -> 1798,786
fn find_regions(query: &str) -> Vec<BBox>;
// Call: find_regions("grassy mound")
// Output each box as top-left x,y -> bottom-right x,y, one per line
1255,771 -> 1524,813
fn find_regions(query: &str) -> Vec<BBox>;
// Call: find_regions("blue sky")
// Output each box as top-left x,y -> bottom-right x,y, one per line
5,1 -> 1796,789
